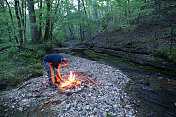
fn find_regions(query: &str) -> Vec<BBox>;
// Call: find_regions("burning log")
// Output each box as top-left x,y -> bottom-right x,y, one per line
55,71 -> 100,94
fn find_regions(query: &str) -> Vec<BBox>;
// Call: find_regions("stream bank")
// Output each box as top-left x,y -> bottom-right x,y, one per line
54,46 -> 176,116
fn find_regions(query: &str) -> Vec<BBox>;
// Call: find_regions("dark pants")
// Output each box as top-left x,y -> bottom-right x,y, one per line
43,61 -> 60,85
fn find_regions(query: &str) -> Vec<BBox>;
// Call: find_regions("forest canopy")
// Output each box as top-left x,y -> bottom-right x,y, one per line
2,0 -> 173,45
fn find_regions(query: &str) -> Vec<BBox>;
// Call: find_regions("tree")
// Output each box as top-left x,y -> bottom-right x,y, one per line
21,0 -> 27,44
38,0 -> 42,40
14,0 -> 23,48
27,0 -> 40,42
5,0 -> 18,44
44,0 -> 51,40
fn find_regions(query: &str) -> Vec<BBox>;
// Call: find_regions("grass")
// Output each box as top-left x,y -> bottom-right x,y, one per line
0,43 -> 46,90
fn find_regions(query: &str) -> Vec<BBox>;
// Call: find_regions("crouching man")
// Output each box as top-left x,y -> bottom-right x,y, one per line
43,53 -> 68,88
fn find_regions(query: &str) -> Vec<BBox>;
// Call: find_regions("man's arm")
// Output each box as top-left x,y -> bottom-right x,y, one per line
55,64 -> 63,81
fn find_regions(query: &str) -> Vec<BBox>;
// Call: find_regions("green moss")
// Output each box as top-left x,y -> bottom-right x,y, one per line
83,50 -> 132,65
82,50 -> 175,77
106,57 -> 131,66
83,50 -> 102,59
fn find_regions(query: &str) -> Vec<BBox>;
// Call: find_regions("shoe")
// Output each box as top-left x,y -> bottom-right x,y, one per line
55,82 -> 60,85
49,84 -> 58,88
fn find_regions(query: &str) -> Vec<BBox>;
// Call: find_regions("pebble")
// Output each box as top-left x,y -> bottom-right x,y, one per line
109,108 -> 115,113
32,103 -> 37,107
18,107 -> 23,111
0,54 -> 137,117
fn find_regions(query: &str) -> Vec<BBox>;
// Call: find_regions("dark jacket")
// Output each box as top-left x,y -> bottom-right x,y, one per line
43,54 -> 64,68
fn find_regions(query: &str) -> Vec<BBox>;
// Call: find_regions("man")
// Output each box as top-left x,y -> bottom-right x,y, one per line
43,53 -> 68,88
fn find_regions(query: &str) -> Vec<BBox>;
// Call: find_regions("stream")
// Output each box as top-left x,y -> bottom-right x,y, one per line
72,49 -> 176,117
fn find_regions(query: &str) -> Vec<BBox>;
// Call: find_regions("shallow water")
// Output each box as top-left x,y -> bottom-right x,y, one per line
124,70 -> 176,117
74,51 -> 176,117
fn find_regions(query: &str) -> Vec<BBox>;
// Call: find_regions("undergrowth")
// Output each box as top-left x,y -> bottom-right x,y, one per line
154,46 -> 176,64
0,46 -> 46,90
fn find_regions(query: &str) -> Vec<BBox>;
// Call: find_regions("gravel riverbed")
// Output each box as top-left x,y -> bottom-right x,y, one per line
0,54 -> 138,117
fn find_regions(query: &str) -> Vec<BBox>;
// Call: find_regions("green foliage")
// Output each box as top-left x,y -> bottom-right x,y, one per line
155,44 -> 176,63
0,44 -> 46,89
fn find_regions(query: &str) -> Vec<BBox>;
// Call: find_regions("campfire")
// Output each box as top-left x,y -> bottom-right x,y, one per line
60,71 -> 81,88
57,71 -> 100,93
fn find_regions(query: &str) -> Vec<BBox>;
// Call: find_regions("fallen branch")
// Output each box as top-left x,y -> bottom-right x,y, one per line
74,72 -> 101,85
17,81 -> 33,90
0,45 -> 19,51
84,77 -> 101,85
99,84 -> 113,86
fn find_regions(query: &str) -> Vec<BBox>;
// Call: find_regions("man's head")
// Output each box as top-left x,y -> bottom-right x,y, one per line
61,58 -> 68,66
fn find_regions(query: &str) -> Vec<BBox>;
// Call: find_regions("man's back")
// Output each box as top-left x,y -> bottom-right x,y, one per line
43,54 -> 63,68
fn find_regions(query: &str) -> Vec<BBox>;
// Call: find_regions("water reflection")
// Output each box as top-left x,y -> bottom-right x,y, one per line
73,52 -> 176,117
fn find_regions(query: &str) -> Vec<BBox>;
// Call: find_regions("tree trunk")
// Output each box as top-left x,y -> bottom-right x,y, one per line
82,0 -> 93,42
24,0 -> 27,43
69,25 -> 74,39
93,2 -> 98,20
50,0 -> 60,42
14,0 -> 23,48
5,0 -> 18,44
27,0 -> 40,42
66,0 -> 74,40
44,0 -> 51,40
22,0 -> 27,44
39,0 -> 42,40
50,0 -> 53,48
78,0 -> 83,41
127,0 -> 132,42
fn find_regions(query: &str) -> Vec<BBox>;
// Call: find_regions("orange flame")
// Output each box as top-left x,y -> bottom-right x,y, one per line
60,71 -> 81,88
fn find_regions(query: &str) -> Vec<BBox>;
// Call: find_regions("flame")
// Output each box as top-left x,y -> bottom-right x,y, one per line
60,71 -> 81,88
69,71 -> 75,82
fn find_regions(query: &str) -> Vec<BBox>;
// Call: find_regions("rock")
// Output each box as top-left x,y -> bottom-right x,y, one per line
66,91 -> 73,96
139,80 -> 150,86
11,105 -> 15,108
65,104 -> 71,111
32,103 -> 37,107
99,114 -> 104,117
82,94 -> 86,98
109,108 -> 115,113
57,87 -> 65,94
18,107 -> 23,111
4,109 -> 8,112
